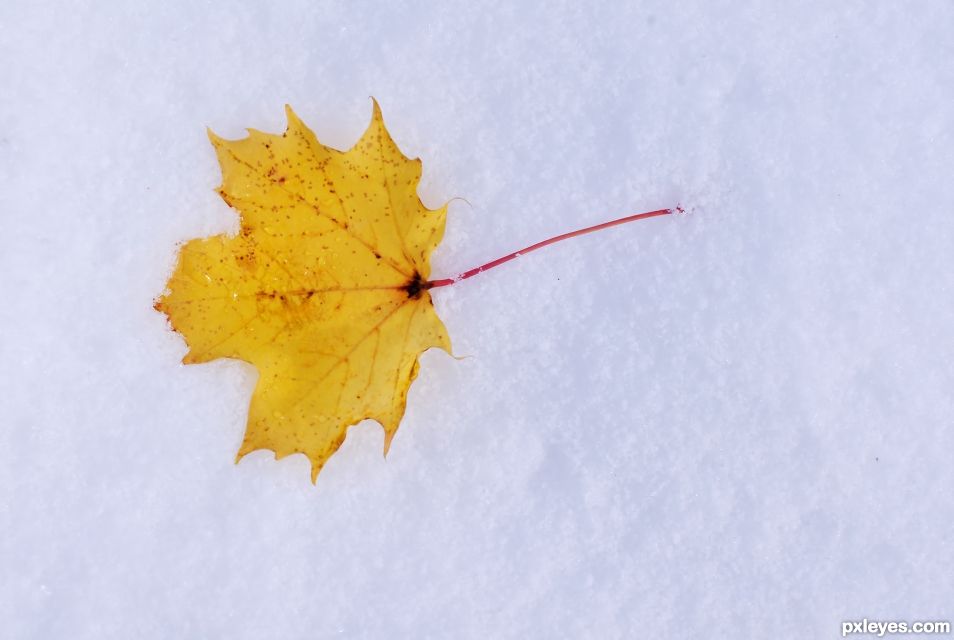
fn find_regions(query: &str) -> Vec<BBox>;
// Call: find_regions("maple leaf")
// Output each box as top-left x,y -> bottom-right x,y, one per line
155,100 -> 451,481
156,99 -> 678,483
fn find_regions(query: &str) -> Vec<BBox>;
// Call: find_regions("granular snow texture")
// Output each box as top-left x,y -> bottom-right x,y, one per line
1,1 -> 952,638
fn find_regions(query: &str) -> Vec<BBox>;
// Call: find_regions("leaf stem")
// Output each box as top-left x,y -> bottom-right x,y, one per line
426,206 -> 679,289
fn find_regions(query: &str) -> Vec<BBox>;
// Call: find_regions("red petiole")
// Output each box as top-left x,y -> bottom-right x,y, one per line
426,206 -> 679,289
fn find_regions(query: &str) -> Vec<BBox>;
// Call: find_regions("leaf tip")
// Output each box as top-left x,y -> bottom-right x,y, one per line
206,127 -> 223,146
284,104 -> 301,129
369,96 -> 384,123
307,453 -> 331,484
382,429 -> 395,458
235,439 -> 259,468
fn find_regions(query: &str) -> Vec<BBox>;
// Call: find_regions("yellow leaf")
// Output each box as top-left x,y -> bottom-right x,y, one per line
155,100 -> 451,482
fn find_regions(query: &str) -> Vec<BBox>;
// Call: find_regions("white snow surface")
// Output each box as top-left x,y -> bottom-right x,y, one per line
2,1 -> 953,638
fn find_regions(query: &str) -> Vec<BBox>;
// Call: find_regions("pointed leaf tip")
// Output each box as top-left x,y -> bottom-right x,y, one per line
284,103 -> 299,126
370,96 -> 383,121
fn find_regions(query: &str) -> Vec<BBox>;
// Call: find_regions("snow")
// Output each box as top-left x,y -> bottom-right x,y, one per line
2,1 -> 953,638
